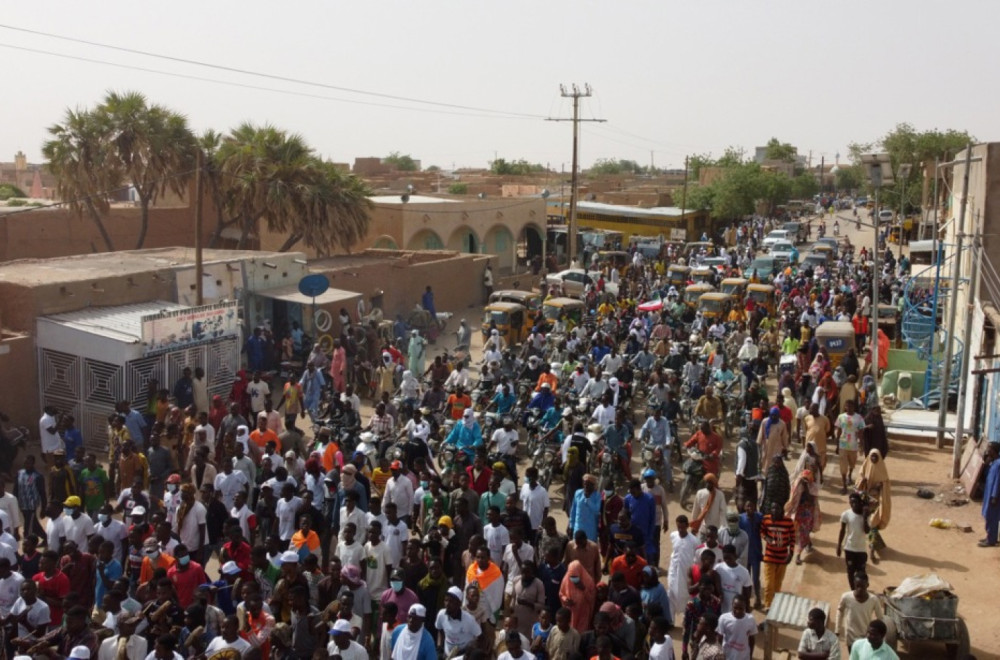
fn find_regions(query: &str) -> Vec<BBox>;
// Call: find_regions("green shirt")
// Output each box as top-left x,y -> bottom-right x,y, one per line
79,467 -> 109,512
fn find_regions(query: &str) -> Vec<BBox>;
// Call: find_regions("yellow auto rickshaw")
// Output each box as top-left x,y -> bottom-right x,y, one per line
698,292 -> 733,322
720,277 -> 748,302
489,289 -> 542,324
684,241 -> 715,259
683,283 -> 715,309
814,321 -> 856,368
667,265 -> 691,288
813,244 -> 835,261
746,283 -> 776,316
691,267 -> 714,285
598,250 -> 630,273
541,297 -> 585,331
481,302 -> 530,345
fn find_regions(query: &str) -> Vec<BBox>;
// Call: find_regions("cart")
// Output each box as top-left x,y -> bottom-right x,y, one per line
881,586 -> 970,658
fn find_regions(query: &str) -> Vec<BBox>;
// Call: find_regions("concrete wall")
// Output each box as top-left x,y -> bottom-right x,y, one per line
0,333 -> 40,431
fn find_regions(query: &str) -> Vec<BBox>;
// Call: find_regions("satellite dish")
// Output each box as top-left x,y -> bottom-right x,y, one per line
541,189 -> 550,199
406,184 -> 415,193
298,274 -> 330,298
478,192 -> 487,200
400,194 -> 410,203
587,193 -> 597,201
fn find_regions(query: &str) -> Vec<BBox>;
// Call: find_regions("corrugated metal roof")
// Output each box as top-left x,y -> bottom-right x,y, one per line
41,301 -> 185,343
549,200 -> 696,219
765,592 -> 830,630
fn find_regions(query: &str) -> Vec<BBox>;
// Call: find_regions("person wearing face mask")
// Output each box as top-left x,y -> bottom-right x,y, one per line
380,567 -> 418,625
166,543 -> 207,608
445,409 -> 483,454
162,474 -> 183,525
93,503 -> 128,564
558,560 -> 596,633
58,495 -> 95,551
138,536 -> 174,587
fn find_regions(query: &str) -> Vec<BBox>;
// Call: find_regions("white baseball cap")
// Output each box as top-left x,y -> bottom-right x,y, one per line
329,619 -> 353,635
280,550 -> 300,564
69,648 -> 91,660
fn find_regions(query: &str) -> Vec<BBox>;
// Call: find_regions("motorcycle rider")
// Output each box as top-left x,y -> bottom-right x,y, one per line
445,408 -> 483,455
694,385 -> 724,427
684,421 -> 723,478
487,383 -> 516,416
490,417 -> 519,482
520,355 -> 545,385
444,361 -> 472,392
570,363 -> 591,395
604,408 -> 632,480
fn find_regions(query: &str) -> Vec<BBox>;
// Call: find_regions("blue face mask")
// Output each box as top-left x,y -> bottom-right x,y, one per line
178,555 -> 190,566
420,481 -> 428,489
63,508 -> 73,517
390,580 -> 404,592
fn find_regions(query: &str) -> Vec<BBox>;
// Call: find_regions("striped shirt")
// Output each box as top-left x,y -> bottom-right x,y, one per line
761,515 -> 795,564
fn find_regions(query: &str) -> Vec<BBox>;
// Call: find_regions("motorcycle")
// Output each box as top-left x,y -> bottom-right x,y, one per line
679,448 -> 708,509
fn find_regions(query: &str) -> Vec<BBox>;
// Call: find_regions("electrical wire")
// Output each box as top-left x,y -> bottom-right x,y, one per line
0,23 -> 547,120
0,42 -> 535,121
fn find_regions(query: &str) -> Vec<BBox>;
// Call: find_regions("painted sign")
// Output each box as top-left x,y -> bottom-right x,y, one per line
670,228 -> 687,241
142,301 -> 239,356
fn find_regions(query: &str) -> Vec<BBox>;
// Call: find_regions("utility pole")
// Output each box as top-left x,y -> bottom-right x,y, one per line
937,145 -> 973,450
819,156 -> 825,193
681,156 -> 689,237
953,213 -> 981,477
194,148 -> 204,306
547,84 -> 605,265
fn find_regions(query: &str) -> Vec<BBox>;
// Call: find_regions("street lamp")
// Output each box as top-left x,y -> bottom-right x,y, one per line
860,152 -> 893,380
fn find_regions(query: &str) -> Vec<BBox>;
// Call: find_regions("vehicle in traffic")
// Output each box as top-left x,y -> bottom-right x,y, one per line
879,209 -> 894,222
769,240 -> 798,263
814,321 -> 855,368
481,302 -> 530,345
782,221 -> 805,244
684,241 -> 715,259
683,283 -> 715,308
745,256 -> 776,280
698,292 -> 733,321
702,256 -> 729,272
801,251 -> 828,269
720,277 -> 748,301
746,283 -> 776,316
489,289 -> 541,323
691,267 -> 715,285
667,264 -> 691,288
541,297 -> 585,330
545,269 -> 619,298
814,237 -> 840,257
762,230 -> 790,247
812,244 -> 835,262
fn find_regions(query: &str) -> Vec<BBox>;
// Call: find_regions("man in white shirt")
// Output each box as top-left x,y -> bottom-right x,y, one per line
172,485 -> 207,556
59,496 -> 95,549
94,504 -> 129,564
591,394 -> 616,430
0,479 -> 22,539
690,475 -> 727,540
797,608 -> 841,660
39,406 -> 62,462
647,615 -> 675,660
0,558 -> 23,616
274,483 -> 303,542
382,503 -> 409,567
501,530 -> 534,595
435,586 -> 481,656
213,461 -> 249,510
326,618 -> 367,659
98,613 -> 148,660
519,468 -> 550,540
246,373 -> 270,416
716,596 -> 756,660
383,462 -> 415,527
204,614 -> 252,658
716,545 -> 752,614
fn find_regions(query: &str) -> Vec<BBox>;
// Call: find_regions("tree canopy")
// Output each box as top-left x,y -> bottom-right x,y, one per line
763,137 -> 798,163
383,152 -> 419,171
490,158 -> 546,176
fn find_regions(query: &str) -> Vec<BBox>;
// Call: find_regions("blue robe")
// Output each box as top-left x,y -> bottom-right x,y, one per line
569,489 -> 601,540
983,457 -> 1000,543
390,623 -> 437,660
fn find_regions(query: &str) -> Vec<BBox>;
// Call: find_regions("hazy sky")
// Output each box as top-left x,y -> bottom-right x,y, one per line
1,1 -> 994,171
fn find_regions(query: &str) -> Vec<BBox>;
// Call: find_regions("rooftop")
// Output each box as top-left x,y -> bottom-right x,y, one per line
0,247 -> 290,286
551,199 -> 699,218
40,300 -> 184,343
370,194 -> 459,205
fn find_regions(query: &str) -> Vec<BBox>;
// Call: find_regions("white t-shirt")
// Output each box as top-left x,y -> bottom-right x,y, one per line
275,496 -> 303,541
10,597 -> 50,638
435,608 -> 482,655
61,513 -> 95,548
716,612 -> 757,660
95,519 -> 129,563
247,380 -> 271,413
325,639 -> 367,660
335,540 -> 365,570
497,652 -> 535,660
648,638 -> 676,660
39,413 -> 61,453
502,543 -> 535,594
363,541 -> 392,599
45,518 -> 61,551
175,501 -> 207,550
214,470 -> 250,510
483,523 -> 510,564
383,519 -> 409,566
492,429 -> 519,456
205,636 -> 252,656
0,572 -> 24,616
519,483 -> 550,529
716,562 -> 753,614
230,504 -> 254,540
840,510 -> 868,553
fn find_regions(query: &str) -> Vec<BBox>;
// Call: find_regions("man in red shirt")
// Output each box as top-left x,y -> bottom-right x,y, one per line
167,543 -> 208,608
609,543 -> 648,589
465,453 -> 492,495
684,421 -> 723,478
33,549 -> 70,625
221,524 -> 253,579
59,540 -> 97,610
249,416 -> 280,458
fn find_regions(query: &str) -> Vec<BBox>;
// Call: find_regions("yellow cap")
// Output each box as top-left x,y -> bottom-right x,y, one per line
438,516 -> 453,529
63,496 -> 82,508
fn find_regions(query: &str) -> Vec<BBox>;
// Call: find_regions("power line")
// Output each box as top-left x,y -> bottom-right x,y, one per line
0,42 -> 535,121
0,23 -> 547,120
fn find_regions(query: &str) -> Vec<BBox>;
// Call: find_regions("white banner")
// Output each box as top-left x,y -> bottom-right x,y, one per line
142,301 -> 240,356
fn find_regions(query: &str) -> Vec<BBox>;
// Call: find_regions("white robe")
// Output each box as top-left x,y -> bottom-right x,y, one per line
667,531 -> 699,622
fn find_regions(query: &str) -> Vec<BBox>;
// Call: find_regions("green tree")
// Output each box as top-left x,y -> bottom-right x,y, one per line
764,137 -> 798,163
42,108 -> 122,251
99,91 -> 198,248
685,153 -> 715,181
447,183 -> 468,194
0,184 -> 26,200
790,172 -> 819,200
716,146 -> 747,169
835,164 -> 865,192
215,123 -> 373,254
490,158 -> 545,175
383,152 -> 418,171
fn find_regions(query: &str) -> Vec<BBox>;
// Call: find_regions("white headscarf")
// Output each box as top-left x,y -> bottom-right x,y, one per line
462,408 -> 476,430
391,622 -> 424,660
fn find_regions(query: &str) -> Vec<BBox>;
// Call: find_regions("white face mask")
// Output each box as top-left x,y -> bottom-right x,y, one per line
167,484 -> 178,493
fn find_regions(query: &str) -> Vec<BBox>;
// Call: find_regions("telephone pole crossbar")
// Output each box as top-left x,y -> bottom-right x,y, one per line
546,84 -> 605,264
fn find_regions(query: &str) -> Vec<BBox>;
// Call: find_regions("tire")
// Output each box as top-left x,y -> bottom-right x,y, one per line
679,478 -> 694,510
315,308 -> 333,333
946,618 -> 970,659
317,334 -> 334,353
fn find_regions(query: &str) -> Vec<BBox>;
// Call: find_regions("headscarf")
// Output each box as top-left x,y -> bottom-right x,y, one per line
863,405 -> 889,458
599,601 -> 625,630
341,464 -> 357,491
563,447 -> 581,480
857,449 -> 892,529
401,370 -> 418,389
462,408 -> 475,430
559,560 -> 597,631
785,469 -> 821,528
391,618 -> 425,660
764,407 -> 781,438
791,441 -> 820,483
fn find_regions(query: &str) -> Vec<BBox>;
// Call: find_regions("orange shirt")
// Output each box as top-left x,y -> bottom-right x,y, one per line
609,554 -> 647,589
536,372 -> 558,393
250,429 -> 280,454
447,394 -> 472,420
139,552 -> 175,585
322,442 -> 343,473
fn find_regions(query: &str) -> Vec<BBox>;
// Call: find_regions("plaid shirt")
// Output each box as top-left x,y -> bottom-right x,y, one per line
16,468 -> 45,511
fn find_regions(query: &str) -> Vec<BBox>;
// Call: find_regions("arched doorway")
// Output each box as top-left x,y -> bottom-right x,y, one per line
406,229 -> 444,251
372,235 -> 399,250
482,224 -> 515,271
447,226 -> 479,254
518,223 -> 545,271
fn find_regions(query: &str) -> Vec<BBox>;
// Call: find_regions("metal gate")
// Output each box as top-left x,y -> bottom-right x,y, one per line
39,337 -> 239,452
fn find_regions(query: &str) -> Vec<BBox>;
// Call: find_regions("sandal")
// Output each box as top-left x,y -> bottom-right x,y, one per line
795,556 -> 803,565
978,540 -> 998,548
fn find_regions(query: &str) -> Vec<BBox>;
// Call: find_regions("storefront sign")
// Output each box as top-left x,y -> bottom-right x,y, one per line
142,301 -> 239,355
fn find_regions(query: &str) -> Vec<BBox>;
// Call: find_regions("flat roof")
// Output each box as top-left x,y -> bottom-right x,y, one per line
370,194 -> 459,204
553,200 -> 699,218
40,300 -> 184,343
0,247 -> 290,286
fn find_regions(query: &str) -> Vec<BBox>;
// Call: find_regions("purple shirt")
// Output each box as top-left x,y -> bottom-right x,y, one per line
380,586 -> 419,624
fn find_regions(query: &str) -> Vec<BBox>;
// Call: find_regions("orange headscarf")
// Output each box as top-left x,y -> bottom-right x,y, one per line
559,560 -> 597,632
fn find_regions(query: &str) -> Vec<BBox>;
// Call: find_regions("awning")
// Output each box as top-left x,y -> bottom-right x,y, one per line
254,283 -> 360,306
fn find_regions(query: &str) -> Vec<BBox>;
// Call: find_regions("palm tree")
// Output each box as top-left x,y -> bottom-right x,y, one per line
199,129 -> 230,248
215,123 -> 373,253
42,108 -> 120,251
99,91 -> 197,249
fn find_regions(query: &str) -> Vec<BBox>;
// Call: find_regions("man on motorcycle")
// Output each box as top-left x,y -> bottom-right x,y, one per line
694,386 -> 724,423
444,361 -> 472,392
446,385 -> 472,421
445,408 -> 483,454
685,421 -> 723,478
490,417 -> 519,482
488,384 -> 516,416
520,355 -> 545,385
420,380 -> 447,414
570,363 -> 591,395
604,409 -> 632,479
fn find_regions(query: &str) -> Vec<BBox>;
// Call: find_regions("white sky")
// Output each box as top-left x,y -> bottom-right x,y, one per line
0,1 -> 994,170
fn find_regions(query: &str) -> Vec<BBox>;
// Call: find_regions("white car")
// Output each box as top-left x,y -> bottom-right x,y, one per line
546,269 -> 619,298
769,240 -> 797,262
762,230 -> 790,248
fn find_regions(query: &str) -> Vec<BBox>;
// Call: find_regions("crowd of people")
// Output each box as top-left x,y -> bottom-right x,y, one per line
1,208 -> 924,660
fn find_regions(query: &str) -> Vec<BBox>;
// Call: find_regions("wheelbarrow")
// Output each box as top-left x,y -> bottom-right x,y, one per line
881,586 -> 970,659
